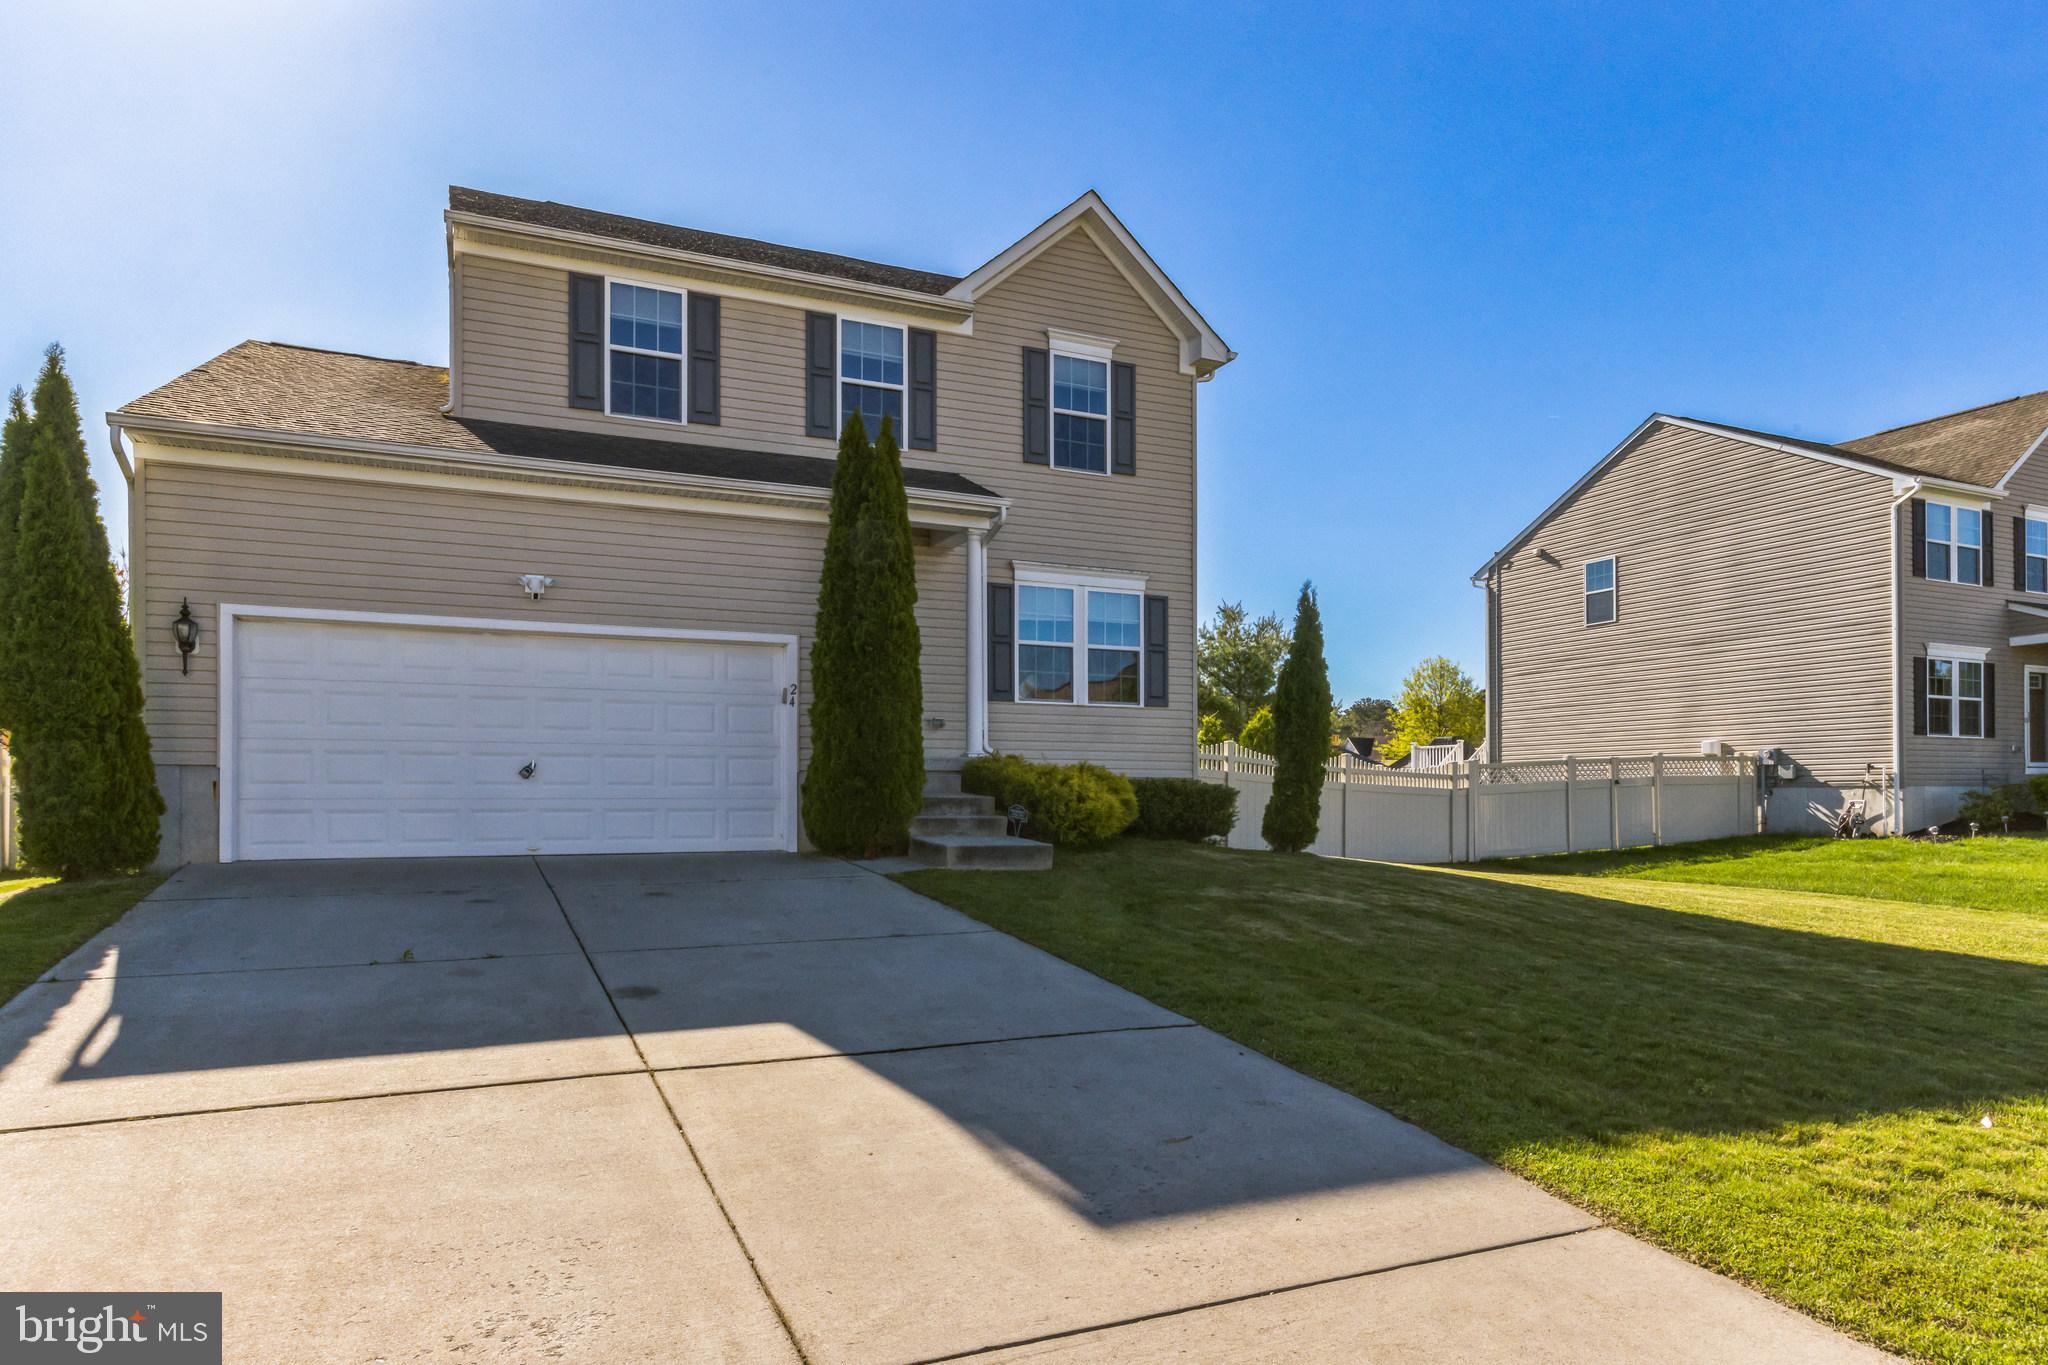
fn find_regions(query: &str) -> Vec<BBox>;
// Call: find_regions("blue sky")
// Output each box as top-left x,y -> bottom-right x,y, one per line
4,2 -> 2045,705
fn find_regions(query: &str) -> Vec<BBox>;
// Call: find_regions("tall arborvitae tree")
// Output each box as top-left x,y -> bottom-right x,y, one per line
7,348 -> 162,874
800,413 -> 926,856
1262,582 -> 1332,853
0,388 -> 31,732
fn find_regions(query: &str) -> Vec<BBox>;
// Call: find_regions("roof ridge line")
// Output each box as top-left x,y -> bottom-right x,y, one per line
448,186 -> 962,288
245,339 -> 442,370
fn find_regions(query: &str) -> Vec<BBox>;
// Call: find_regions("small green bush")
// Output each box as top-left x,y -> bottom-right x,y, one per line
2002,781 -> 2043,817
960,754 -> 1138,846
2030,774 -> 2048,810
1129,777 -> 1239,842
1197,713 -> 1229,745
1957,787 -> 2015,826
1238,706 -> 1275,756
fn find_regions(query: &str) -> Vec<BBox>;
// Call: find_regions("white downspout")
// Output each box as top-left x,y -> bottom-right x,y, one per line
966,529 -> 988,755
1888,478 -> 1923,835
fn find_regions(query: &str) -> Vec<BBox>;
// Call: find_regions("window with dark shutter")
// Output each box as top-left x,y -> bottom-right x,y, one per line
568,274 -> 604,410
1909,498 -> 1927,578
1112,362 -> 1136,476
687,294 -> 721,425
908,329 -> 937,450
1143,595 -> 1168,707
804,312 -> 836,438
1021,349 -> 1050,464
987,583 -> 1015,700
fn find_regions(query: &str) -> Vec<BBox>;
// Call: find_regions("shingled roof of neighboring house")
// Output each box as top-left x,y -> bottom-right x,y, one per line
1838,386 -> 2048,488
114,341 -> 998,500
449,187 -> 963,296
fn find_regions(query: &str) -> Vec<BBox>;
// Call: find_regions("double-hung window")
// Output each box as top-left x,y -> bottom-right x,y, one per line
840,320 -> 904,435
2027,516 -> 2047,594
608,282 -> 684,422
1925,501 -> 1983,584
1927,654 -> 1985,738
1016,577 -> 1144,705
1584,556 -> 1617,626
1051,351 -> 1110,473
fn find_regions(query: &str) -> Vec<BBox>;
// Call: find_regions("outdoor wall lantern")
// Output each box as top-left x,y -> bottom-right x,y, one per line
171,598 -> 199,674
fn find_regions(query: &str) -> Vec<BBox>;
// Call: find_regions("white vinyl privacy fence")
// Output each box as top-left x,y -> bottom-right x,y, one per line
1198,743 -> 1758,864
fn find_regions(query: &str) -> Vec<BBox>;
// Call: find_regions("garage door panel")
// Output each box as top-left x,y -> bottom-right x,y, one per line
231,618 -> 791,861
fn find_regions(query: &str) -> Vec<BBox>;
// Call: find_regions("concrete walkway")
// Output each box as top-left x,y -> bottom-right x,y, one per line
0,853 -> 1887,1362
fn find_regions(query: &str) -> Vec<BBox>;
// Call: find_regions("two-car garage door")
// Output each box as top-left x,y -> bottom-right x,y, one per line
227,616 -> 793,861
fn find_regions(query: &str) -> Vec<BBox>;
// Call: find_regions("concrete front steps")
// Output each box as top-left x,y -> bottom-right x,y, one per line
909,765 -> 1052,871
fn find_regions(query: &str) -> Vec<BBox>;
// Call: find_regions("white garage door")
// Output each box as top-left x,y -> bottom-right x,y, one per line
228,616 -> 792,861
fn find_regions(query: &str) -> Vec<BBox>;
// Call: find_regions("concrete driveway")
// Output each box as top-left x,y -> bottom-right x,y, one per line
0,854 -> 1884,1363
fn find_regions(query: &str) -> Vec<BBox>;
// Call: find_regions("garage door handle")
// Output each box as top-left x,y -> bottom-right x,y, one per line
519,761 -> 537,780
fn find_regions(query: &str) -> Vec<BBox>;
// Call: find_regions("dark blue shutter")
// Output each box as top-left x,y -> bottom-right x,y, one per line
988,583 -> 1015,700
1022,349 -> 1049,464
1143,594 -> 1168,707
1909,498 -> 1927,578
805,312 -> 836,437
1912,657 -> 1927,735
1111,362 -> 1137,476
1980,515 -> 1993,587
908,329 -> 937,450
687,294 -> 720,425
1985,662 -> 1997,737
568,274 -> 603,410
2016,516 -> 2028,592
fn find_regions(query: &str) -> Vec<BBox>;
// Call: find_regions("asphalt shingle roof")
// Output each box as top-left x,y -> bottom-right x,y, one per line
1838,388 -> 2048,488
449,187 -> 962,296
115,341 -> 998,500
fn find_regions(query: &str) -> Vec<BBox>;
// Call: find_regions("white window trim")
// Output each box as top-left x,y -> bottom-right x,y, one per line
1048,336 -> 1115,478
603,274 -> 689,426
2026,665 -> 2048,772
1013,574 -> 1147,707
1923,497 -> 1984,585
2024,514 -> 2048,594
1925,648 -> 1987,739
1583,555 -> 1617,627
835,312 -> 907,438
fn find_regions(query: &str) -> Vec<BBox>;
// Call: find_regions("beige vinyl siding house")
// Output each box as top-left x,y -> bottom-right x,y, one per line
1480,395 -> 2048,834
115,188 -> 1232,866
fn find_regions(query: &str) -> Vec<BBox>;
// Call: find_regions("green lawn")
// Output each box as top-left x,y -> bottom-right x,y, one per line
1477,831 -> 2048,916
0,872 -> 164,1004
898,838 -> 2048,1363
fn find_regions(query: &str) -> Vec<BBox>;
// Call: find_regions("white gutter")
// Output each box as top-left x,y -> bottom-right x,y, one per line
105,412 -> 1008,519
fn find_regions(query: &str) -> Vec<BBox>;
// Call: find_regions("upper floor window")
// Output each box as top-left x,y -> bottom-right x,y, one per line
608,282 -> 684,422
840,320 -> 904,435
1925,501 -> 1982,584
1015,577 -> 1143,706
1051,352 -> 1110,473
1584,556 -> 1617,626
1927,654 -> 1985,738
2027,516 -> 2047,594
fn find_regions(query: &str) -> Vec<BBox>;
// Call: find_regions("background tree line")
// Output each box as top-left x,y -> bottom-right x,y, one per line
1196,598 -> 1483,762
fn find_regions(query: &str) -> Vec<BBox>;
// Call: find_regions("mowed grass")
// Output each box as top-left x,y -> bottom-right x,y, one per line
0,872 -> 164,1005
899,839 -> 2048,1363
1477,831 -> 2048,917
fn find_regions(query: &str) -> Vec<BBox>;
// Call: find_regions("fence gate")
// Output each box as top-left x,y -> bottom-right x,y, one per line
1196,743 -> 1758,863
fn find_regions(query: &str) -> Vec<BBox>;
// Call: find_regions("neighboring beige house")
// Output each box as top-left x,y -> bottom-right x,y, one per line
112,188 -> 1232,865
1474,393 -> 2048,833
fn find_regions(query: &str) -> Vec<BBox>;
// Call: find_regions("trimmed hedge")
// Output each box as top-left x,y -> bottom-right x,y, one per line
961,754 -> 1138,847
1129,777 -> 1238,842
